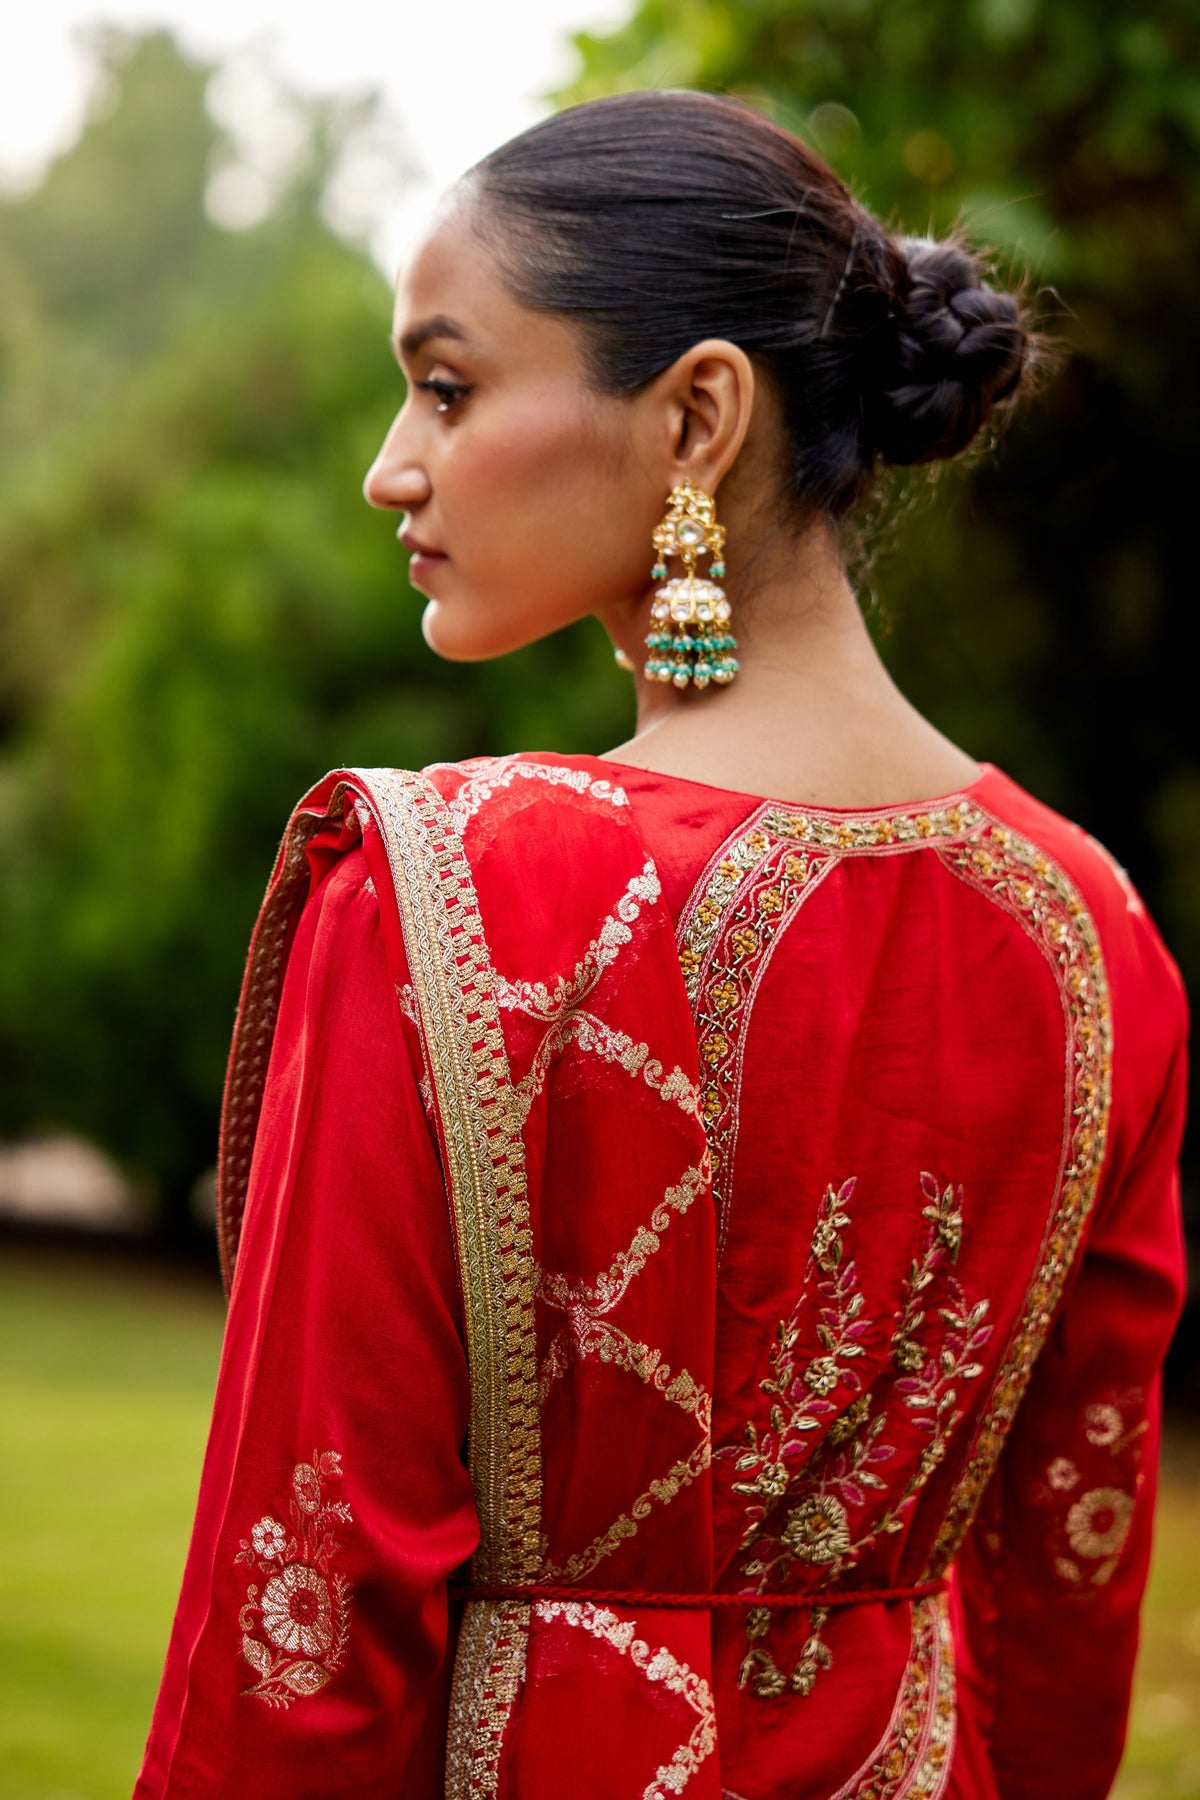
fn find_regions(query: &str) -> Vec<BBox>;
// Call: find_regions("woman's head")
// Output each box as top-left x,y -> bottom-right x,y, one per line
366,90 -> 1035,662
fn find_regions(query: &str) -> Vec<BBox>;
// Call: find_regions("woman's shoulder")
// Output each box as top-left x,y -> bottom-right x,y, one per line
975,763 -> 1187,1117
975,766 -> 1179,975
417,749 -> 632,822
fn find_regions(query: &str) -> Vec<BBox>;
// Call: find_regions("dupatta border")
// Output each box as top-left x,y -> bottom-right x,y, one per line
217,795 -> 342,1291
349,767 -> 542,1582
346,767 -> 540,1799
215,768 -> 541,1797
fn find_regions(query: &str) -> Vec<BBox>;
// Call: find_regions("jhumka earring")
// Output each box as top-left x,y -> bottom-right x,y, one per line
643,478 -> 739,689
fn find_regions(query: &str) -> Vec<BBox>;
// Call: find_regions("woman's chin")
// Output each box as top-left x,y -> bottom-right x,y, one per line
420,599 -> 532,664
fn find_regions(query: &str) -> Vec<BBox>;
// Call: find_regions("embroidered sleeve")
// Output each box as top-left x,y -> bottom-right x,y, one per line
954,964 -> 1187,1800
135,839 -> 479,1798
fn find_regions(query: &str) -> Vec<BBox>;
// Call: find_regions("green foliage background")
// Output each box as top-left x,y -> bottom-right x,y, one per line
0,30 -> 631,1222
560,0 -> 1200,992
0,10 -> 1196,1288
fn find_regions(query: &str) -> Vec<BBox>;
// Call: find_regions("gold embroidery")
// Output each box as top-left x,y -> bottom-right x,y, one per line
1065,1487 -> 1133,1561
726,1173 -> 990,1699
1040,1391 -> 1147,1587
495,861 -> 661,1018
535,1599 -> 717,1798
561,1317 -> 711,1425
827,1594 -> 956,1800
356,769 -> 540,1585
446,1598 -> 532,1796
350,768 -> 541,1797
676,796 -> 1113,1590
446,755 -> 629,831
235,1451 -> 352,1708
679,800 -> 986,1265
539,1160 -> 710,1317
926,823 -> 1112,1570
513,1011 -> 700,1124
542,1439 -> 713,1584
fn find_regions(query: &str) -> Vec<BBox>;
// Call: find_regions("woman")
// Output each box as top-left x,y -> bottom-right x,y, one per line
136,91 -> 1187,1799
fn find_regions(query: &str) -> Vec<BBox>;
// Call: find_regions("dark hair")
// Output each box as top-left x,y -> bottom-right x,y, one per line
465,90 -> 1035,523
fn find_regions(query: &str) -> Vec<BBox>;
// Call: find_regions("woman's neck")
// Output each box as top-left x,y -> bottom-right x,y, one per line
599,522 -> 979,809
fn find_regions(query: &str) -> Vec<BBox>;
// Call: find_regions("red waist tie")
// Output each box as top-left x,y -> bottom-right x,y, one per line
457,1578 -> 946,1611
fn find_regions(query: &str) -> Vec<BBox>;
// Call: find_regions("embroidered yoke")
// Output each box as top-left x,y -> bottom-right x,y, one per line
135,752 -> 1187,1800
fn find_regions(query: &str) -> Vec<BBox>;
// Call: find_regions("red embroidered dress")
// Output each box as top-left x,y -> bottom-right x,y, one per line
136,752 -> 1187,1800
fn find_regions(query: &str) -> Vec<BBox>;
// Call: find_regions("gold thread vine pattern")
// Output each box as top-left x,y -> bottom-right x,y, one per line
534,1598 -> 718,1798
726,1174 -> 991,1701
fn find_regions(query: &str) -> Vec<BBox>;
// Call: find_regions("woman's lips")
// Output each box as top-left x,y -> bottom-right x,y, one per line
398,530 -> 448,584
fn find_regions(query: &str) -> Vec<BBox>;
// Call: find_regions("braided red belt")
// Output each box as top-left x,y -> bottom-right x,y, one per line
456,1578 -> 946,1611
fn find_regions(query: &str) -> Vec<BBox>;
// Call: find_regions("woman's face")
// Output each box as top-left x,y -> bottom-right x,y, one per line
364,193 -> 667,661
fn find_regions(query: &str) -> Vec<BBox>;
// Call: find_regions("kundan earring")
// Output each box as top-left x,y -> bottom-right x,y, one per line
643,478 -> 739,689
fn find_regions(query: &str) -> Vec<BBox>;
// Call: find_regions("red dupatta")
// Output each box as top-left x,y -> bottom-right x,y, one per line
217,760 -> 722,1798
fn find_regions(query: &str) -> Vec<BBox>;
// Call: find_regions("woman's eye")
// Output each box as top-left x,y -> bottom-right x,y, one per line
414,378 -> 470,414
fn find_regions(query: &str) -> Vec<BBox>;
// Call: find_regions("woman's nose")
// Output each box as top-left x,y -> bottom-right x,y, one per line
363,416 -> 430,511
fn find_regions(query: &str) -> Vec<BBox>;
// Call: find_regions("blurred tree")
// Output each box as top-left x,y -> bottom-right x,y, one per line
0,29 -> 632,1232
561,0 -> 1200,1264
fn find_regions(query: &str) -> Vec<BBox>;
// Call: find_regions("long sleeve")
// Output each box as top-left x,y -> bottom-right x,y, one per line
953,905 -> 1189,1799
135,831 -> 479,1798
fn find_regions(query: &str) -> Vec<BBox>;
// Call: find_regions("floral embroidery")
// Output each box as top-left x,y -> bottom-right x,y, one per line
235,1450 -> 352,1708
251,1516 -> 288,1559
535,1599 -> 717,1798
1065,1487 -> 1133,1560
723,1174 -> 991,1700
1038,1390 -> 1146,1588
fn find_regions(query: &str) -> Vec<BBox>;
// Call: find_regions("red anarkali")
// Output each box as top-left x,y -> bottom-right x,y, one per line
135,751 -> 1187,1800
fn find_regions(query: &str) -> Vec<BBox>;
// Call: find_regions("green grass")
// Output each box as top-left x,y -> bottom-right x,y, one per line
1114,1426 -> 1200,1799
0,1249 -> 224,1800
0,1247 -> 1198,1797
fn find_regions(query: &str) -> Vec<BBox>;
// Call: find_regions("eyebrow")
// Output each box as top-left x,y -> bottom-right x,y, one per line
392,314 -> 470,361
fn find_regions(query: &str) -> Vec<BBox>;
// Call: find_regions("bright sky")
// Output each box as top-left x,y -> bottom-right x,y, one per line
0,2 -> 626,271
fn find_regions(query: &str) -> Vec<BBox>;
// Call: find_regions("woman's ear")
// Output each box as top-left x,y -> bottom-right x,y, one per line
658,338 -> 757,495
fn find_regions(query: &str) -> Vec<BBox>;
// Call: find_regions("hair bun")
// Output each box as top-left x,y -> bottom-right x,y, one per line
865,235 -> 1029,467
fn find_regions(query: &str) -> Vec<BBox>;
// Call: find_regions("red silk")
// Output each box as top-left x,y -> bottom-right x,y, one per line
136,754 -> 1186,1800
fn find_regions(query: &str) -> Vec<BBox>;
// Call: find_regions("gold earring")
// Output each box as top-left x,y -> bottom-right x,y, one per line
643,478 -> 738,689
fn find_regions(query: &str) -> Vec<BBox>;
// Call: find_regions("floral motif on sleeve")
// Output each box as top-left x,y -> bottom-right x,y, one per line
1037,1394 -> 1148,1589
234,1450 -> 353,1708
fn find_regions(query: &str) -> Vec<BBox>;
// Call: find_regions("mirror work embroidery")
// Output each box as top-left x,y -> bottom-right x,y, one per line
235,1450 -> 353,1707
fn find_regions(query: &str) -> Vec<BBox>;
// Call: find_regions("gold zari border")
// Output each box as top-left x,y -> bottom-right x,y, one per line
217,769 -> 542,1797
349,769 -> 542,1798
